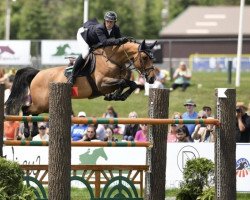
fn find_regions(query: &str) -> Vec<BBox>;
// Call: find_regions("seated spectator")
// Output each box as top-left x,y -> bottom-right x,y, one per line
135,124 -> 148,142
81,125 -> 98,141
104,127 -> 118,142
71,111 -> 88,141
202,105 -> 214,117
236,102 -> 250,143
167,124 -> 178,142
102,105 -> 119,133
96,124 -> 106,141
191,111 -> 215,142
32,122 -> 49,141
134,74 -> 145,94
123,111 -> 140,141
171,61 -> 192,92
176,126 -> 191,142
4,120 -> 20,140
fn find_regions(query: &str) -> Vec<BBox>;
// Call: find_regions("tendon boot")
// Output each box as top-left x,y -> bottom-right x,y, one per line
68,55 -> 85,85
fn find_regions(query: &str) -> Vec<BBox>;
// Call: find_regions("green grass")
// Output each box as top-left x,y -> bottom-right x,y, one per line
72,72 -> 250,118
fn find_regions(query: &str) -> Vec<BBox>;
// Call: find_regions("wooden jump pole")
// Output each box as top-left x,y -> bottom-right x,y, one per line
0,84 -> 4,157
215,88 -> 236,200
145,88 -> 169,200
48,83 -> 71,200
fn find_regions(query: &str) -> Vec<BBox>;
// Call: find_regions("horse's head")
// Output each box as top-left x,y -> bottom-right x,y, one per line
134,40 -> 157,84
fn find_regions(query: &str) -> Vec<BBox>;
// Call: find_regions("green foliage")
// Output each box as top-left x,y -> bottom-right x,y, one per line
0,157 -> 35,200
176,158 -> 215,200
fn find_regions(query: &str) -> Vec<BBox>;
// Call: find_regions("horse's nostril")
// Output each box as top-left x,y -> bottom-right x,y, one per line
148,77 -> 155,84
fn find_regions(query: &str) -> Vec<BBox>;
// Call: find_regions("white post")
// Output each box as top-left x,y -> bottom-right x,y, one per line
83,0 -> 89,23
5,0 -> 11,40
235,0 -> 245,87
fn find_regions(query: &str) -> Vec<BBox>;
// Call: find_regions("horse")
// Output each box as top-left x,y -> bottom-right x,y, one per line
5,40 -> 157,138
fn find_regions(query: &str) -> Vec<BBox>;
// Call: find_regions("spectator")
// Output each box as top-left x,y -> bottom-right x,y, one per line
236,102 -> 250,143
167,112 -> 185,142
96,124 -> 106,141
171,61 -> 192,92
71,111 -> 88,141
134,74 -> 145,94
182,99 -> 198,140
134,124 -> 148,142
4,120 -> 20,140
123,111 -> 140,141
202,105 -> 213,117
82,125 -> 98,141
32,122 -> 49,141
103,127 -> 118,142
176,126 -> 191,142
102,105 -> 119,133
167,124 -> 178,142
191,111 -> 215,142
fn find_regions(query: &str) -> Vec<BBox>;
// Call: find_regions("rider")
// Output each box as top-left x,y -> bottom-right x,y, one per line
68,11 -> 128,85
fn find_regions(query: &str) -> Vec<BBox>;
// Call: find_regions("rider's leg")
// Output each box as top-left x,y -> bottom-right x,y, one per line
68,27 -> 89,85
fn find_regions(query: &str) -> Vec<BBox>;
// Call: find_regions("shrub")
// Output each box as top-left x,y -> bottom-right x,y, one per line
176,158 -> 215,200
0,157 -> 35,200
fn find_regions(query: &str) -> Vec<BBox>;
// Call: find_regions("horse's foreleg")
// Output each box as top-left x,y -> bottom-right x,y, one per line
103,79 -> 127,101
119,80 -> 138,101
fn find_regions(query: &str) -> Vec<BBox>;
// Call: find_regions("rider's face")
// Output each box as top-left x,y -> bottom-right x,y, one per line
105,20 -> 115,30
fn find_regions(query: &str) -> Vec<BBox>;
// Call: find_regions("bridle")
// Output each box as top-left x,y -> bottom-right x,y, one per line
94,43 -> 155,78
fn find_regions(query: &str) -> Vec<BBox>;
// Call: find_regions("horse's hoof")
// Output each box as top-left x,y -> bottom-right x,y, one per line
104,94 -> 112,101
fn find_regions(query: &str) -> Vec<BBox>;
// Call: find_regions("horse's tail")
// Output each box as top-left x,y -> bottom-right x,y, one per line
5,67 -> 39,115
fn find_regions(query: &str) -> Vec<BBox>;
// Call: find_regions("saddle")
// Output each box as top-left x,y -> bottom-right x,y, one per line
65,53 -> 96,78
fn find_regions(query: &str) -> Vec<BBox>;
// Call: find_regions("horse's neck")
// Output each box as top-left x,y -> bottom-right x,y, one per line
96,43 -> 138,64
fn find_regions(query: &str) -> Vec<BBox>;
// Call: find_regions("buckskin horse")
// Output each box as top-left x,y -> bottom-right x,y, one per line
5,40 -> 157,138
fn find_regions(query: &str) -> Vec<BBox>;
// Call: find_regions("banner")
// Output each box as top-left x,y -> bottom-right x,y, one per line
41,40 -> 81,65
0,40 -> 31,65
3,143 -> 250,191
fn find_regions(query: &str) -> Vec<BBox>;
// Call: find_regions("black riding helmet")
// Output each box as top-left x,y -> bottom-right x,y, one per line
104,11 -> 117,21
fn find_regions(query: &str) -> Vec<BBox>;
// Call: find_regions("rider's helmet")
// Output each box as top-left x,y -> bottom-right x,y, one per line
104,11 -> 117,21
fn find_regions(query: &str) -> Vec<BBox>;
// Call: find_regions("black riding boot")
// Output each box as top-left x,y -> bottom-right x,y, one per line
68,55 -> 85,85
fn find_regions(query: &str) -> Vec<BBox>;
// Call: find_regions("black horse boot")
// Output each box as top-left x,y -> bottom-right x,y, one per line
68,55 -> 85,85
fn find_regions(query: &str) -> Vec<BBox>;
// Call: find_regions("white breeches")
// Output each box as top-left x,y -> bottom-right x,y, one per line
77,27 -> 90,59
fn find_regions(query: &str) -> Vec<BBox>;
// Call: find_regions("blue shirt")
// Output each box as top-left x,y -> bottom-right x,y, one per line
182,112 -> 198,136
71,124 -> 88,141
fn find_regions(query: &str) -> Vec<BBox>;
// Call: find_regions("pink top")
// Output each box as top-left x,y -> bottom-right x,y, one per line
135,130 -> 147,142
167,133 -> 177,143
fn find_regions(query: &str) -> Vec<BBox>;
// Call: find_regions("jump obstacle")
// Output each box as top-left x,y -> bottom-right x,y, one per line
0,83 -> 236,200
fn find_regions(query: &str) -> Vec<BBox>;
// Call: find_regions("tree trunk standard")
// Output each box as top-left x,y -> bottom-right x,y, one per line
215,88 -> 236,200
48,83 -> 72,200
145,88 -> 169,200
0,84 -> 4,157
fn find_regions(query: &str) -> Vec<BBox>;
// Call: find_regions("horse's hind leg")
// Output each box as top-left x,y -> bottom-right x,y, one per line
31,114 -> 39,137
22,106 -> 31,138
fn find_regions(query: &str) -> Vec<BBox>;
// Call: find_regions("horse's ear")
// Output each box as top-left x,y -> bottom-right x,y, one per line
140,40 -> 146,50
149,41 -> 157,49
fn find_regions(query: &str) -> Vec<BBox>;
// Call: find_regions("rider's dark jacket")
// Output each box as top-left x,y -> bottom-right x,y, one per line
82,22 -> 122,48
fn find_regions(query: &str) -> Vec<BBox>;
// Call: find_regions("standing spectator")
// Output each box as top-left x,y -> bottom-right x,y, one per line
236,102 -> 250,143
71,111 -> 88,141
32,122 -> 49,141
171,61 -> 192,91
202,105 -> 213,117
102,105 -> 119,133
81,125 -> 98,141
182,99 -> 198,140
4,120 -> 20,140
176,126 -> 191,142
123,111 -> 140,141
134,124 -> 148,142
104,127 -> 118,142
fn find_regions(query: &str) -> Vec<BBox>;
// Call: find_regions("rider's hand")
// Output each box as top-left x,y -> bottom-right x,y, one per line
119,37 -> 129,44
